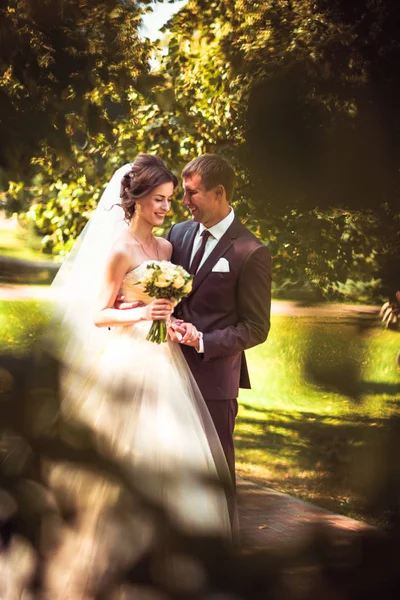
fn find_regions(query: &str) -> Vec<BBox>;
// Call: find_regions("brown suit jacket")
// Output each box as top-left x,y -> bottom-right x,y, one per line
167,217 -> 272,401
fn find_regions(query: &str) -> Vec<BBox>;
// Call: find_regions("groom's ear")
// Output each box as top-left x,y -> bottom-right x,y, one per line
215,185 -> 224,198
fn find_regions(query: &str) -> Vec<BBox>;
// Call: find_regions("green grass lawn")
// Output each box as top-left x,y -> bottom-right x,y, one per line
1,300 -> 399,524
237,316 -> 400,525
1,219 -> 60,284
0,299 -> 51,353
0,224 -> 55,262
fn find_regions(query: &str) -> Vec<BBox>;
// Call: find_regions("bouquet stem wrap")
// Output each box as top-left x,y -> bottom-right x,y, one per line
136,261 -> 193,344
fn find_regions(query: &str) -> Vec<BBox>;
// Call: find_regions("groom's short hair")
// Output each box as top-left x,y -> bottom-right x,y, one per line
182,154 -> 236,202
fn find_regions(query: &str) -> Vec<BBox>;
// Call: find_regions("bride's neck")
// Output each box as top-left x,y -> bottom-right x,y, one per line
128,216 -> 153,242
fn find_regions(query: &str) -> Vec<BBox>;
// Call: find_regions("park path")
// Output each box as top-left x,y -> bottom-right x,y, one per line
236,477 -> 374,551
236,478 -> 381,596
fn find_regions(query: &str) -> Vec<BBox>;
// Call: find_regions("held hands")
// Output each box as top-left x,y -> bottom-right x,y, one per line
168,320 -> 201,349
114,294 -> 199,345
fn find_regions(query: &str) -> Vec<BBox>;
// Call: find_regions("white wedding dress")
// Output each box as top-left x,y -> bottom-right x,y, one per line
59,260 -> 232,538
40,166 -> 233,597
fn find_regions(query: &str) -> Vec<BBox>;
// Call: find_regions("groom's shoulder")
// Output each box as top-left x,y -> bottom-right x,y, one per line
172,220 -> 194,231
232,219 -> 271,256
168,220 -> 194,237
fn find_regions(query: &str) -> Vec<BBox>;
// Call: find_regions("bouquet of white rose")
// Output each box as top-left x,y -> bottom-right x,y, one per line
137,261 -> 193,344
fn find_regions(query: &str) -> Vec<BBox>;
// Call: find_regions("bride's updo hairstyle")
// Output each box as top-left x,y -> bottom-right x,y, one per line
119,154 -> 178,221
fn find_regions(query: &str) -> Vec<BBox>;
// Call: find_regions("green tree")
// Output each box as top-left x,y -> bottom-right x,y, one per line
0,0 -> 152,186
0,0 -> 166,254
163,0 -> 400,212
6,0 -> 399,300
159,0 -> 400,299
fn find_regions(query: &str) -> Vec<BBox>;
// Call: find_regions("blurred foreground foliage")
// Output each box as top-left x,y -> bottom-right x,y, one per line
1,349 -> 400,598
1,0 -> 399,299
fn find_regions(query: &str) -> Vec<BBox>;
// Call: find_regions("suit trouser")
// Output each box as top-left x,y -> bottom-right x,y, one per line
205,398 -> 239,486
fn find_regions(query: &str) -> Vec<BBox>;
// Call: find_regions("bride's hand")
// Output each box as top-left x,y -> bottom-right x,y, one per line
168,320 -> 184,342
143,299 -> 174,321
168,321 -> 200,346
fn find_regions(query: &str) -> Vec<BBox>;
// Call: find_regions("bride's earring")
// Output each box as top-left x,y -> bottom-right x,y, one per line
131,202 -> 139,223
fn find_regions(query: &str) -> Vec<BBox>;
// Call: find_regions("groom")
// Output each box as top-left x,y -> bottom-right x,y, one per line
167,154 -> 272,483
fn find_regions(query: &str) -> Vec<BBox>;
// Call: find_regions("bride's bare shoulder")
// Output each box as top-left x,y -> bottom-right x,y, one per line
107,233 -> 137,268
155,236 -> 173,259
111,233 -> 132,254
156,237 -> 172,250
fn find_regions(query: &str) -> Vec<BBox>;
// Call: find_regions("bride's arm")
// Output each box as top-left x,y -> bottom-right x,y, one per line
93,249 -> 172,328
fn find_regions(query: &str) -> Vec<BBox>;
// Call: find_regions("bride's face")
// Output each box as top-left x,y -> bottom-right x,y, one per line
135,182 -> 174,226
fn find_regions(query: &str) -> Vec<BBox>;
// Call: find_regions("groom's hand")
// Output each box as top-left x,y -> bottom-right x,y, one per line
168,321 -> 201,350
168,320 -> 185,342
114,294 -> 143,310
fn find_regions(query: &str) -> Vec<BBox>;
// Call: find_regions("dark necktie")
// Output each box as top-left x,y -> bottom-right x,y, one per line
189,230 -> 211,274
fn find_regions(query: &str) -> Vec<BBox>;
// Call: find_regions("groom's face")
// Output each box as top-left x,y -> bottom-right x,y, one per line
182,173 -> 219,228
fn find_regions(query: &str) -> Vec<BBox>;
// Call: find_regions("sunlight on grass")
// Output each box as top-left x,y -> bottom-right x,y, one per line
240,316 -> 398,413
0,225 -> 55,262
237,315 -> 399,524
0,300 -> 50,353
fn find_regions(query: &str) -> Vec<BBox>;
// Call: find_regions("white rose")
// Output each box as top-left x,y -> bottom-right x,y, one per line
143,268 -> 155,280
183,280 -> 193,294
172,275 -> 185,289
154,274 -> 172,288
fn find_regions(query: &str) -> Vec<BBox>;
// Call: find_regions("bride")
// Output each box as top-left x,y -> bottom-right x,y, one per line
47,154 -> 233,550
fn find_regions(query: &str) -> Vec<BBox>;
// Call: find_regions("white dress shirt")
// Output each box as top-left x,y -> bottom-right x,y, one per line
189,208 -> 235,272
189,208 -> 235,352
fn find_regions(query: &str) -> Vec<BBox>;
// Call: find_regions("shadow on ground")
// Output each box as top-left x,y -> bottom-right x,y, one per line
237,396 -> 400,525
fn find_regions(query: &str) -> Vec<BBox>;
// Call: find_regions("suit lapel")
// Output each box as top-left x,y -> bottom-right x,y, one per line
190,217 -> 242,295
177,222 -> 199,271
